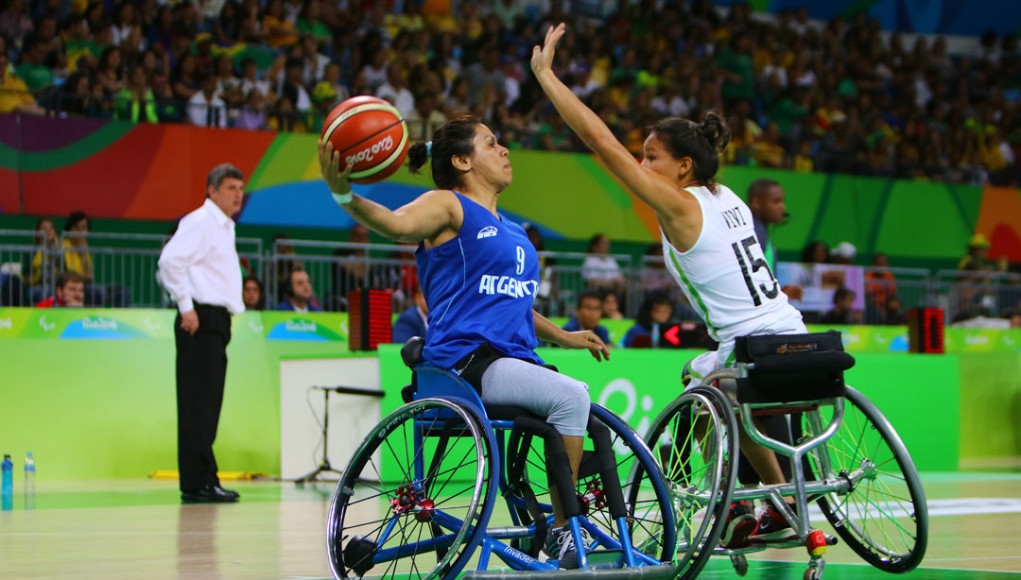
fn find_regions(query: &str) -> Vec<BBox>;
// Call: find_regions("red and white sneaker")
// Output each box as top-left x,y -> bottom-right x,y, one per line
751,503 -> 799,542
720,501 -> 758,549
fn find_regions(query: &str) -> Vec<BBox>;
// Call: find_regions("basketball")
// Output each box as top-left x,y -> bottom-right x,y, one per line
321,96 -> 409,184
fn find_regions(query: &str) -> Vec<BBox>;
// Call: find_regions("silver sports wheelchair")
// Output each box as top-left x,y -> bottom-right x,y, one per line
326,338 -> 679,578
644,330 -> 929,579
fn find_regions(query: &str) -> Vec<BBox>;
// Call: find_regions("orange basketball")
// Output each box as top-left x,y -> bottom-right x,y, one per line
321,96 -> 409,184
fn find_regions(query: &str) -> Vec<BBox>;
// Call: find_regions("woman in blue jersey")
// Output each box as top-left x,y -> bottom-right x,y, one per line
318,117 -> 610,565
532,24 -> 805,548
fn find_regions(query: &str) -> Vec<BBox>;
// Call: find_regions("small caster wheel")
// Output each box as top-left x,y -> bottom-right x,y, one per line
730,553 -> 748,576
804,568 -> 821,580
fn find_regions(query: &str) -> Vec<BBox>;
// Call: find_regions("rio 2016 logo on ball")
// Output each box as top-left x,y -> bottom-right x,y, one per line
321,96 -> 409,184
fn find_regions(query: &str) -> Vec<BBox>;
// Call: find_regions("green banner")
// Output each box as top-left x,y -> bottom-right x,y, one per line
0,308 -> 350,343
379,345 -> 960,474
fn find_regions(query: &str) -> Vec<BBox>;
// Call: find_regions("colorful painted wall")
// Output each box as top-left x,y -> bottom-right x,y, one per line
2,116 -> 1020,265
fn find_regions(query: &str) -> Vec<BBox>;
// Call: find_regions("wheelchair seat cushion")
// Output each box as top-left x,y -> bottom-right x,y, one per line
734,331 -> 855,404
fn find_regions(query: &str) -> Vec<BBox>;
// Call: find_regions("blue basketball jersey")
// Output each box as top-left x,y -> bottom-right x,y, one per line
416,192 -> 542,369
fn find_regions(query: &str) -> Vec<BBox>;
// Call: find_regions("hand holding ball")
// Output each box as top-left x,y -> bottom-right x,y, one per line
321,96 -> 409,185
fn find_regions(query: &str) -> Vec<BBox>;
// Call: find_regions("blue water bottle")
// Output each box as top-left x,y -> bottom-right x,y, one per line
1,454 -> 13,511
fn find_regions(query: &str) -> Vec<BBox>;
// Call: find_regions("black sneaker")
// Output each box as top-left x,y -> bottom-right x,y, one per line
751,503 -> 798,542
720,501 -> 757,549
544,525 -> 591,569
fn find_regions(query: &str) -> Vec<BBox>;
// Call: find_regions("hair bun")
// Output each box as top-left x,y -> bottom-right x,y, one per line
699,112 -> 731,154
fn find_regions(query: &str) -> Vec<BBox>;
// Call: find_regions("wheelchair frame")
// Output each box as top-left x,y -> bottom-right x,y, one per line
327,364 -> 679,579
644,353 -> 929,580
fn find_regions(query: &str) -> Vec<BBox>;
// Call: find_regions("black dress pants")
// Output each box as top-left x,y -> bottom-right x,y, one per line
175,303 -> 232,492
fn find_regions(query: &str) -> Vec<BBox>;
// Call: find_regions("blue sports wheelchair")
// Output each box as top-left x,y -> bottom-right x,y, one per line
326,338 -> 680,578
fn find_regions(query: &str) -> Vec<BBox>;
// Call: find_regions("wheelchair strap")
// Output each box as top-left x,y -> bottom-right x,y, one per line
505,429 -> 546,557
584,416 -> 628,520
424,419 -> 459,497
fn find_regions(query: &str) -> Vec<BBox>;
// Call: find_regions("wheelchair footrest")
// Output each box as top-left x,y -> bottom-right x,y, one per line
464,563 -> 679,579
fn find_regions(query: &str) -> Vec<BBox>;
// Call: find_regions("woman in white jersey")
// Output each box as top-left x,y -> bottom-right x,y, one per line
532,23 -> 805,547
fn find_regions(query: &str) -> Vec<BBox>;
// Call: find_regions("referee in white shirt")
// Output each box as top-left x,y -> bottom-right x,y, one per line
158,163 -> 246,504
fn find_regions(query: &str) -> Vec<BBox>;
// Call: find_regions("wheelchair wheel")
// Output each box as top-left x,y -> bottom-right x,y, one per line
642,386 -> 738,580
327,398 -> 498,579
795,386 -> 928,573
501,405 -> 677,564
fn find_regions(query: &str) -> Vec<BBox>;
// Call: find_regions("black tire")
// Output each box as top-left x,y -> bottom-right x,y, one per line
327,398 -> 498,579
642,386 -> 739,579
794,386 -> 928,573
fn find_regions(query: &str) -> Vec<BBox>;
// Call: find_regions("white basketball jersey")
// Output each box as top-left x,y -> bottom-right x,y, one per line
662,184 -> 804,343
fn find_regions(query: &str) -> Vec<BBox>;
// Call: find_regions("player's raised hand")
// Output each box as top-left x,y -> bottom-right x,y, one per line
531,23 -> 566,77
318,139 -> 354,195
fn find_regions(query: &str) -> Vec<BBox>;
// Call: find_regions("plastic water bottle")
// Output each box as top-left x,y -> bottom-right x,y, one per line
24,452 -> 35,509
1,454 -> 12,511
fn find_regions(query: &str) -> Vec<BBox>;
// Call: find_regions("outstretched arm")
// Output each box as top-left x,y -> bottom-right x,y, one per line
531,24 -> 687,216
534,310 -> 609,362
319,139 -> 460,243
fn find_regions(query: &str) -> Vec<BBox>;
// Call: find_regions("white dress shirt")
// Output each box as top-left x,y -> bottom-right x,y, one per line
158,198 -> 244,314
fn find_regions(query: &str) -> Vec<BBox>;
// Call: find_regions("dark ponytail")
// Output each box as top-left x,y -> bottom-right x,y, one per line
407,142 -> 430,173
406,116 -> 481,191
651,111 -> 731,187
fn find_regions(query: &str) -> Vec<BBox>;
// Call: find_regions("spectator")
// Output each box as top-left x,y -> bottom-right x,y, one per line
562,291 -> 612,346
0,35 -> 44,116
114,65 -> 159,123
242,275 -> 265,311
601,290 -> 623,321
820,286 -> 860,325
639,243 -> 675,298
272,233 -> 304,300
14,37 -> 54,93
61,210 -> 130,307
329,223 -> 397,310
235,88 -> 269,130
462,43 -> 506,107
238,57 -> 274,100
34,271 -> 86,308
1004,309 -> 1021,329
581,233 -> 625,295
279,56 -> 312,113
864,252 -> 898,323
622,291 -> 674,348
62,210 -> 100,305
262,0 -> 299,49
801,240 -> 830,264
958,234 -> 1008,272
391,284 -> 428,343
830,241 -> 857,265
29,217 -> 61,304
747,178 -> 787,270
276,269 -> 321,312
405,90 -> 447,141
312,62 -> 348,110
376,61 -> 414,117
187,74 -> 228,128
880,294 -> 907,325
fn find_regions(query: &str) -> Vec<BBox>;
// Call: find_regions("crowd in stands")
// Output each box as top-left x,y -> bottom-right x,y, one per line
1,1 -> 1019,184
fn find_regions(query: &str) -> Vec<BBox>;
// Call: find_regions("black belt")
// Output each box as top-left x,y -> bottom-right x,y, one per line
193,302 -> 230,314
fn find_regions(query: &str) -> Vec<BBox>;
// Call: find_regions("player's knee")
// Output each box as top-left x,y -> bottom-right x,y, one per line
550,380 -> 590,436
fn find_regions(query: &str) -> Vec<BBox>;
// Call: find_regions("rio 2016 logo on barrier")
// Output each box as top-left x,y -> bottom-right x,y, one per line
596,378 -> 659,455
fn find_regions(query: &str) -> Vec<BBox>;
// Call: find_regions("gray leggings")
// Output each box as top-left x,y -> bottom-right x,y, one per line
480,358 -> 591,437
